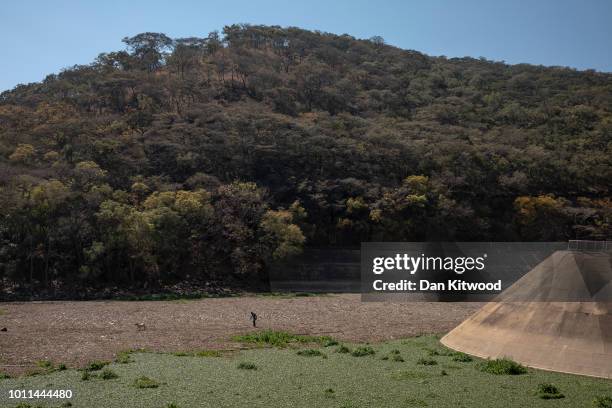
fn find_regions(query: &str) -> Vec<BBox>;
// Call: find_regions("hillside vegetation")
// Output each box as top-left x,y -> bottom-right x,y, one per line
0,25 -> 610,289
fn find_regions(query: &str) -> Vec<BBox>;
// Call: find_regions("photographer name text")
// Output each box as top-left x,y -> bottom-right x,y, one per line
372,279 -> 502,291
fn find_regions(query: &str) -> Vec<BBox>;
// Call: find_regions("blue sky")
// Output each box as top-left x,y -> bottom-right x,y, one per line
2,0 -> 611,91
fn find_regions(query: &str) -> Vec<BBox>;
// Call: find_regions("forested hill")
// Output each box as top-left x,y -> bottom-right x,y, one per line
0,25 -> 610,289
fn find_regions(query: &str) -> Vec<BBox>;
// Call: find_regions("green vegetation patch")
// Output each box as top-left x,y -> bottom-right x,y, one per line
451,352 -> 473,362
237,362 -> 258,370
381,349 -> 404,362
416,357 -> 438,366
479,358 -> 527,375
391,354 -> 405,362
594,396 -> 612,408
100,368 -> 118,380
351,346 -> 375,357
85,360 -> 110,371
232,330 -> 335,348
173,349 -> 223,358
81,367 -> 118,381
132,375 -> 160,388
425,347 -> 453,357
2,335 -> 611,407
36,360 -> 54,370
336,345 -> 351,354
535,383 -> 564,399
115,351 -> 133,364
296,349 -> 327,358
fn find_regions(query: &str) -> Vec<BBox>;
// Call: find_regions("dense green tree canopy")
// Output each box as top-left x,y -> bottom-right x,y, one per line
0,25 -> 610,289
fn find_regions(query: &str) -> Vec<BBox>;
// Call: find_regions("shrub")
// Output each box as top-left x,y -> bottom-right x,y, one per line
0,372 -> 10,379
593,396 -> 612,408
323,339 -> 339,347
537,383 -> 558,394
232,330 -> 304,347
132,376 -> 160,388
536,383 -> 564,399
416,358 -> 438,366
296,349 -> 326,357
232,330 -> 335,347
451,352 -> 473,362
86,360 -> 109,371
324,388 -> 335,398
237,362 -> 257,370
382,349 -> 404,362
336,345 -> 351,354
81,371 -> 91,381
479,358 -> 527,375
391,354 -> 404,362
115,352 -> 133,364
100,368 -> 118,380
425,347 -> 453,357
351,346 -> 375,357
57,363 -> 67,370
37,360 -> 53,370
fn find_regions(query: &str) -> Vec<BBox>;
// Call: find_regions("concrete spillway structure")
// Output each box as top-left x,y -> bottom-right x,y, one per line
441,250 -> 612,378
